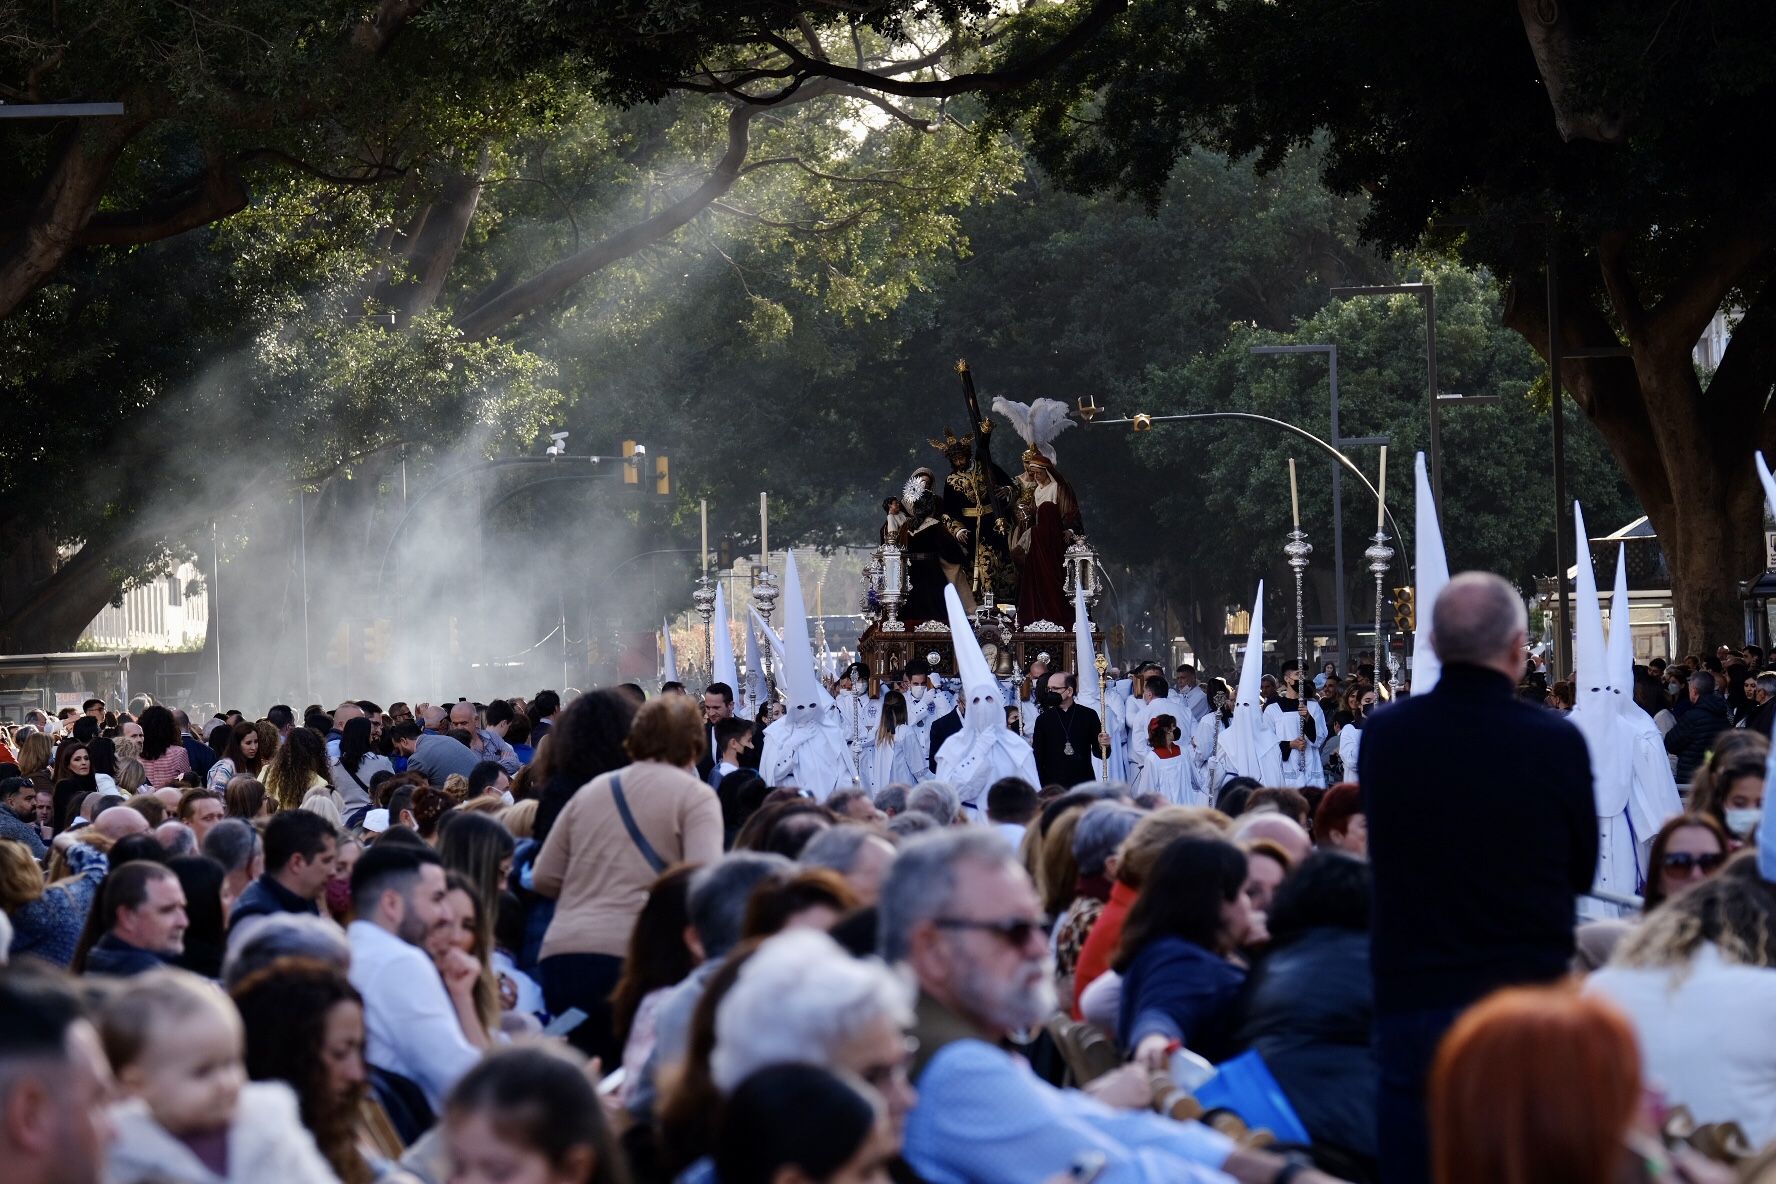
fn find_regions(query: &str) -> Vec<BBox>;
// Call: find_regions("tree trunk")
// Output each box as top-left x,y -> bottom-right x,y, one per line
0,537 -> 133,652
1505,254 -> 1773,658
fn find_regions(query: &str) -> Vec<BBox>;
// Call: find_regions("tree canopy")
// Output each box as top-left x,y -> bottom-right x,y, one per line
986,0 -> 1776,653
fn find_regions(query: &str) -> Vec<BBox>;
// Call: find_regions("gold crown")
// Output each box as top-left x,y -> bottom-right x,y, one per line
928,427 -> 973,454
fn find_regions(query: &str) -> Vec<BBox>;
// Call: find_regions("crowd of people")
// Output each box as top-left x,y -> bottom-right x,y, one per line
4,569 -> 1776,1184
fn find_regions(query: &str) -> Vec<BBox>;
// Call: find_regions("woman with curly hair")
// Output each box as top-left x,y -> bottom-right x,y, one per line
264,725 -> 330,812
231,957 -> 392,1184
1587,854 -> 1776,1147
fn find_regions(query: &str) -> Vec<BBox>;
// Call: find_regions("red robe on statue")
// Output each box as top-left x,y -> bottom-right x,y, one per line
1012,457 -> 1084,628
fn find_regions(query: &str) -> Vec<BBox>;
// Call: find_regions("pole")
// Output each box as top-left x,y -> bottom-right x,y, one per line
1425,285 -> 1443,509
211,520 -> 223,708
298,491 -> 312,706
1548,223 -> 1571,680
1329,349 -> 1347,671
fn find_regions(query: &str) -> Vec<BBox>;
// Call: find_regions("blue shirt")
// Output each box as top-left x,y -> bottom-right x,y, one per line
905,1038 -> 1236,1184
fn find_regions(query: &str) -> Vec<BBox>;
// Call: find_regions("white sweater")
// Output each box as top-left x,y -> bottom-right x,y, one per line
1587,943 -> 1776,1146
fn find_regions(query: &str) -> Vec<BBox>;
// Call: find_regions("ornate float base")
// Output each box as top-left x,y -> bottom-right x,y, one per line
856,621 -> 1101,686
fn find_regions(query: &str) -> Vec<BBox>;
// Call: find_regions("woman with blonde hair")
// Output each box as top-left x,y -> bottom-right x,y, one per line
114,758 -> 146,795
1586,856 -> 1776,1147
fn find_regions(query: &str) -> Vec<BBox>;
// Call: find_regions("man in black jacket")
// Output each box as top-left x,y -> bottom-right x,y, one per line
1665,670 -> 1735,783
1031,672 -> 1109,788
926,702 -> 962,774
1360,572 -> 1596,1184
228,810 -> 338,932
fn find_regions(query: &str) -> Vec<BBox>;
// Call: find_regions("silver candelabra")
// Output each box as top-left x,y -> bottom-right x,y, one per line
1284,528 -> 1313,773
1364,530 -> 1397,693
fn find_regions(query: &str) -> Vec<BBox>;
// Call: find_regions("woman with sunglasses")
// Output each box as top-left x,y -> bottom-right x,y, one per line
1575,814 -> 1731,970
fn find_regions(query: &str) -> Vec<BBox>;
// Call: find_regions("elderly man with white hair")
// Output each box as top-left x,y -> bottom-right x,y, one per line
712,928 -> 918,1135
881,828 -> 1341,1184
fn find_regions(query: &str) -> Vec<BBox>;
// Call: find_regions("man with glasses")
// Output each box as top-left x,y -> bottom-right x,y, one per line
881,829 -> 1339,1184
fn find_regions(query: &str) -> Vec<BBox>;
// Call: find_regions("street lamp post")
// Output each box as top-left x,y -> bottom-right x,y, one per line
1251,345 -> 1388,670
1330,283 -> 1441,505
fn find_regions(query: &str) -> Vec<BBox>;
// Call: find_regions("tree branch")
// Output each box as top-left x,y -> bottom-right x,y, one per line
0,111 -> 153,319
236,146 -> 407,186
453,80 -> 841,338
75,160 -> 250,247
1597,229 -> 1645,338
352,0 -> 427,54
748,0 -> 1127,99
1643,225 -> 1773,355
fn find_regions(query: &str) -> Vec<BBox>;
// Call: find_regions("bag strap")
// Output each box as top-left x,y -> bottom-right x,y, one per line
610,775 -> 667,874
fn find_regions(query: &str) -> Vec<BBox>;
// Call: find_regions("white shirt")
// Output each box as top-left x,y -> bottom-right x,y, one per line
1588,945 -> 1776,1146
348,919 -> 480,1110
993,821 -> 1028,849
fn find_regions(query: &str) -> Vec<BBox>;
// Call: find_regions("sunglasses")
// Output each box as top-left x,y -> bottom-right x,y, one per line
1660,851 -> 1725,874
934,915 -> 1048,947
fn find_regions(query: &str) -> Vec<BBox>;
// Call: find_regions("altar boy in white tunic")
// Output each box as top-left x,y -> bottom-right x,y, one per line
833,661 -> 882,788
1134,714 -> 1199,805
933,586 -> 1041,812
758,550 -> 860,801
1264,659 -> 1328,790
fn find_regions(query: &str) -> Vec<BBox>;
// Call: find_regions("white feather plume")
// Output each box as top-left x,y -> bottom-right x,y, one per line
992,396 -> 1075,462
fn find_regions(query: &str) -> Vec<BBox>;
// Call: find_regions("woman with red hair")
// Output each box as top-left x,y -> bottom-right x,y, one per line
1430,984 -> 1723,1184
1431,985 -> 1640,1184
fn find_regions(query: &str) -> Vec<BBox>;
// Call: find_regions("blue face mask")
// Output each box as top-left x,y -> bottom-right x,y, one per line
1725,807 -> 1763,839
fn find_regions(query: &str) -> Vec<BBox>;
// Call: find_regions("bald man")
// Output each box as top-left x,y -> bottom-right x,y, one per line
92,802 -> 151,841
1360,572 -> 1595,1184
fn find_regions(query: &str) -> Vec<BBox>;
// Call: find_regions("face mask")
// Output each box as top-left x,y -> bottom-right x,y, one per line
1036,689 -> 1062,709
324,877 -> 352,917
1725,807 -> 1762,839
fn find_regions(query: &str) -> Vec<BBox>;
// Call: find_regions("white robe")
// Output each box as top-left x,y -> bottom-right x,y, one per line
834,690 -> 881,785
759,711 -> 858,802
1264,699 -> 1329,790
904,685 -> 951,761
934,723 -> 1041,811
1573,705 -> 1680,918
1102,680 -> 1133,783
1216,707 -> 1282,786
1337,724 -> 1362,785
870,725 -> 929,791
1191,712 -> 1225,798
1134,749 -> 1200,806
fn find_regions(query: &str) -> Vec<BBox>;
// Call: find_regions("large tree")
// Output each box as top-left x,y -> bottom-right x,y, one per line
989,1 -> 1776,653
0,3 -> 1034,654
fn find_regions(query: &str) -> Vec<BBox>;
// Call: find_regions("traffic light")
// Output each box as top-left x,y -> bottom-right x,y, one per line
324,623 -> 349,670
653,454 -> 671,498
1392,587 -> 1416,634
363,618 -> 392,666
622,440 -> 640,486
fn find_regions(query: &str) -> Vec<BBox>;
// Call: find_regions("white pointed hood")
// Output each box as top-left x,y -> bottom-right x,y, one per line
934,583 -> 1040,798
1571,500 -> 1632,820
1756,453 -> 1776,882
1073,582 -> 1100,711
946,585 -> 1003,736
1222,581 -> 1272,780
661,619 -> 679,685
749,605 -> 786,671
779,549 -> 829,723
1606,543 -> 1634,715
1413,452 -> 1450,693
1572,502 -> 1608,714
712,583 -> 739,700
